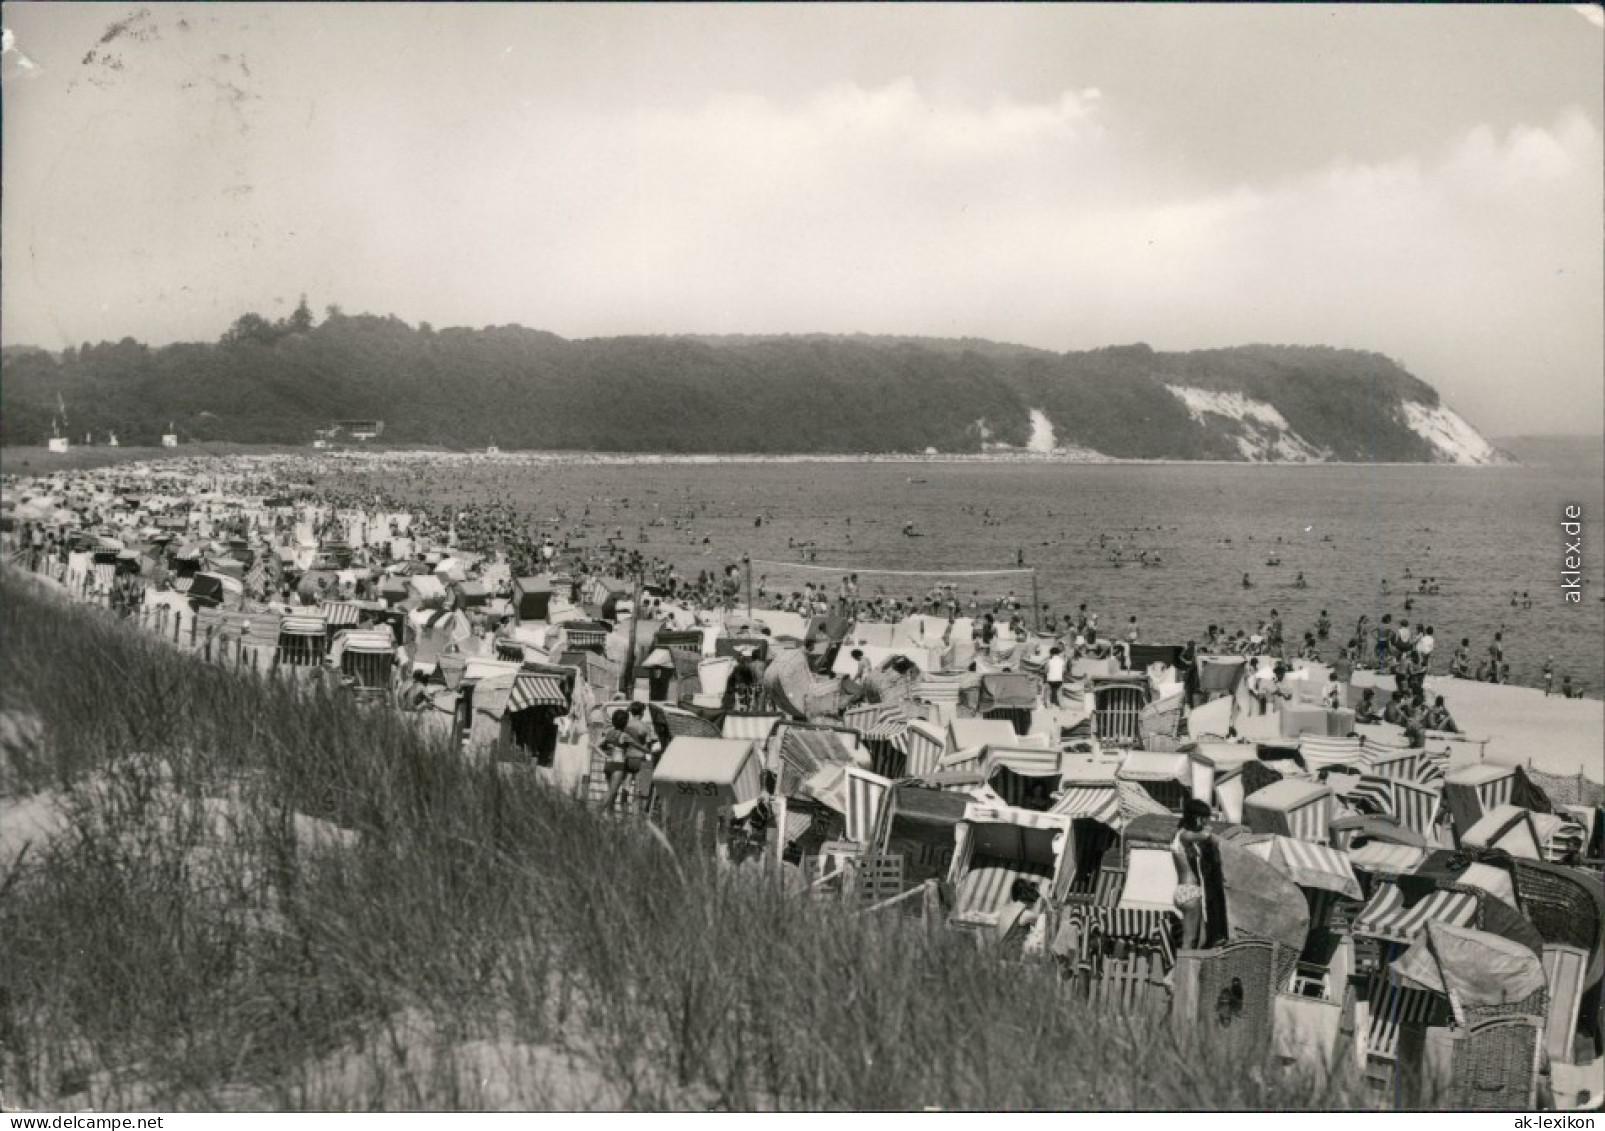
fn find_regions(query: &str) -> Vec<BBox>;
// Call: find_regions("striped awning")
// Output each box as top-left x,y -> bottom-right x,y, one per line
508,672 -> 568,713
1353,883 -> 1478,943
322,601 -> 361,626
1268,835 -> 1363,900
862,718 -> 911,742
1050,785 -> 1120,826
280,614 -> 328,636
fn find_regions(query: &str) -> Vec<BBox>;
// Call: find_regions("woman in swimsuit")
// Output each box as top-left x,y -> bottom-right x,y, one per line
1172,799 -> 1212,951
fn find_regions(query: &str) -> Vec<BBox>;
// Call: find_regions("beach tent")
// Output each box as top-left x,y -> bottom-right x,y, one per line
871,784 -> 971,887
947,804 -> 1071,927
1243,778 -> 1333,843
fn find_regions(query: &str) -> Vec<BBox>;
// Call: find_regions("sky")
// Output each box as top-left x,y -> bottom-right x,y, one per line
2,3 -> 1602,436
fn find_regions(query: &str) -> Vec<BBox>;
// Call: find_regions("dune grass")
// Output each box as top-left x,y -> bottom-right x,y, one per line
0,570 -> 1370,1110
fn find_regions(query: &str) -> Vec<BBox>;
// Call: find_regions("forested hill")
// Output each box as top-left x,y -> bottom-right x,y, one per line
0,308 -> 1505,463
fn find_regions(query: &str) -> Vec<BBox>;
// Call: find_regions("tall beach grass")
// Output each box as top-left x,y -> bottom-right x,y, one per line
0,570 -> 1369,1110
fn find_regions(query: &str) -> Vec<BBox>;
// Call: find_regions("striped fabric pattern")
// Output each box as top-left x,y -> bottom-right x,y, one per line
1475,773 -> 1515,813
1390,779 -> 1442,839
1270,835 -> 1363,899
1300,735 -> 1364,771
1347,774 -> 1397,818
903,722 -> 946,778
322,601 -> 361,626
1118,779 -> 1173,823
1051,785 -> 1121,827
508,673 -> 568,713
843,702 -> 904,736
1413,750 -> 1448,785
1358,745 -> 1419,780
844,768 -> 893,847
721,714 -> 781,743
280,614 -> 328,636
1346,841 -> 1428,874
1368,974 -> 1442,1058
1061,904 -> 1178,967
1354,883 -> 1478,943
953,861 -> 1055,923
339,630 -> 394,654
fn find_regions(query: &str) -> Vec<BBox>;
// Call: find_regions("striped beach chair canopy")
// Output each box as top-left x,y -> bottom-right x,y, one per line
321,600 -> 362,627
948,804 -> 1071,924
1443,762 -> 1518,835
1265,834 -> 1363,900
1299,734 -> 1363,772
843,766 -> 893,847
1353,881 -> 1478,944
1346,838 -> 1429,876
982,745 -> 1063,808
1243,778 -> 1333,843
1390,777 -> 1444,841
1050,782 -> 1121,827
508,670 -> 570,713
279,613 -> 328,637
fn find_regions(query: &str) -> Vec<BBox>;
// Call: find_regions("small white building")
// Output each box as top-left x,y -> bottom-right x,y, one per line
161,434 -> 179,448
48,437 -> 70,453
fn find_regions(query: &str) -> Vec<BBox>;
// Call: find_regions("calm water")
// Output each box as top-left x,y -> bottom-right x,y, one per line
339,444 -> 1605,695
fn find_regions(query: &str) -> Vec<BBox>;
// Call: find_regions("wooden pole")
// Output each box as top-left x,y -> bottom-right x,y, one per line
1032,569 -> 1041,633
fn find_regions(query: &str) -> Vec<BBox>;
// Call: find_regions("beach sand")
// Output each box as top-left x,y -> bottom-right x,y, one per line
1354,670 -> 1603,781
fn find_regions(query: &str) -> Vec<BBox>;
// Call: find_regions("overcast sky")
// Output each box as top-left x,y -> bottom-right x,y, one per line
3,3 -> 1601,435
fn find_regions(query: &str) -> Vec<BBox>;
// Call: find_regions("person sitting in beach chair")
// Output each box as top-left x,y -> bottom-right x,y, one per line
990,878 -> 1047,960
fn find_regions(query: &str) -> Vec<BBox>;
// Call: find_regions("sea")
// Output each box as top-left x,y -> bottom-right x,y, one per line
333,437 -> 1605,697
